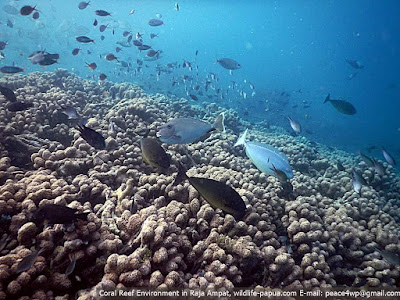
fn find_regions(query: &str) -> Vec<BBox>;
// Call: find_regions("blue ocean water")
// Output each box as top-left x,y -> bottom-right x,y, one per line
1,0 -> 399,157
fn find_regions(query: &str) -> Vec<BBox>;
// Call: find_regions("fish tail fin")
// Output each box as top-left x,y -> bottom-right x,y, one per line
75,212 -> 89,221
213,112 -> 225,133
173,163 -> 188,186
324,94 -> 330,103
234,128 -> 248,147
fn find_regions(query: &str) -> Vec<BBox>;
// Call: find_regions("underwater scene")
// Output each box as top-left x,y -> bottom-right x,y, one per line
0,0 -> 400,299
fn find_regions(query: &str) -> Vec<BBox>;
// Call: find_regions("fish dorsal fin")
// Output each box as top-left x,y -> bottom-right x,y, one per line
234,128 -> 248,147
213,112 -> 226,133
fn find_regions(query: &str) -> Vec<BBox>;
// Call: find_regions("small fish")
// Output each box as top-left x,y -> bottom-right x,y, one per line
146,50 -> 160,57
148,19 -> 164,26
175,2 -> 180,11
78,1 -> 90,10
7,102 -> 33,112
150,33 -> 158,39
129,9 -> 135,15
72,48 -> 81,56
77,125 -> 106,149
270,164 -> 289,183
6,19 -> 13,28
336,162 -> 345,171
93,19 -> 98,26
99,73 -> 107,81
95,10 -> 111,17
65,253 -> 77,276
216,58 -> 241,70
0,51 -> 5,60
99,24 -> 109,32
20,5 -> 37,16
85,62 -> 97,70
16,248 -> 46,273
173,163 -> 246,219
132,40 -> 143,47
156,13 -> 162,19
347,72 -> 358,80
0,65 -> 24,74
358,152 -> 374,167
122,31 -> 131,37
76,36 -> 95,43
0,41 -> 8,51
157,112 -> 225,144
189,94 -> 198,101
115,47 -> 122,53
60,106 -> 80,120
32,204 -> 89,225
105,53 -> 119,62
32,11 -> 40,19
372,158 -> 385,175
346,59 -> 364,69
324,93 -> 356,115
100,36 -> 105,41
141,137 -> 170,172
287,116 -> 301,134
375,248 -> 400,265
351,169 -> 367,195
138,45 -> 152,51
0,85 -> 17,102
382,147 -> 396,166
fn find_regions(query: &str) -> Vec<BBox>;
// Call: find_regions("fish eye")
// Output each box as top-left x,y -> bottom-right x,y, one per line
167,125 -> 172,129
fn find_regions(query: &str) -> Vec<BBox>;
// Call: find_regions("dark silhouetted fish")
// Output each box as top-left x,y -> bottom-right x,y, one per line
60,106 -> 80,120
216,58 -> 241,70
0,85 -> 17,102
72,48 -> 81,56
77,125 -> 106,149
7,102 -> 33,112
336,162 -> 345,171
138,45 -> 151,51
150,33 -> 158,39
189,94 -> 198,101
346,59 -> 364,69
0,41 -> 8,50
173,163 -> 246,219
95,9 -> 111,16
99,73 -> 107,80
76,36 -> 94,43
93,19 -> 98,26
20,5 -> 37,16
32,11 -> 40,19
358,151 -> 374,167
7,19 -> 13,28
16,248 -> 45,273
148,19 -> 164,26
99,24 -> 109,32
85,62 -> 97,70
78,1 -> 90,10
372,158 -> 385,175
324,94 -> 356,115
141,137 -> 170,171
132,40 -> 143,47
32,204 -> 89,224
0,65 -> 24,74
105,53 -> 119,62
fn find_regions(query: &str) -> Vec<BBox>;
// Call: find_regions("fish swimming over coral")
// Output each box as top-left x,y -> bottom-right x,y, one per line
32,204 -> 89,225
0,85 -> 17,102
157,112 -> 225,144
141,137 -> 170,172
234,128 -> 293,179
324,94 -> 356,115
16,247 -> 45,273
173,164 -> 246,219
77,125 -> 106,149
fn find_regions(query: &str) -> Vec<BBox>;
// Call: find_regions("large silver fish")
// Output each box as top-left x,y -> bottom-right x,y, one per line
157,112 -> 225,144
234,129 -> 293,179
382,147 -> 396,166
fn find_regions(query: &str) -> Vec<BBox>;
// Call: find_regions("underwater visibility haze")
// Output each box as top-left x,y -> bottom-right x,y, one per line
1,0 -> 400,298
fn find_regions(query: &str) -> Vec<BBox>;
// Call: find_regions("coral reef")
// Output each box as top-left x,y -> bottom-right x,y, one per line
1,70 -> 400,299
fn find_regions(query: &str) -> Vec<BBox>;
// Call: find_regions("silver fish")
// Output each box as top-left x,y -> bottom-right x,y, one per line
382,147 -> 396,166
376,248 -> 400,265
157,112 -> 225,144
351,169 -> 367,195
372,158 -> 385,175
65,253 -> 76,276
287,116 -> 301,134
